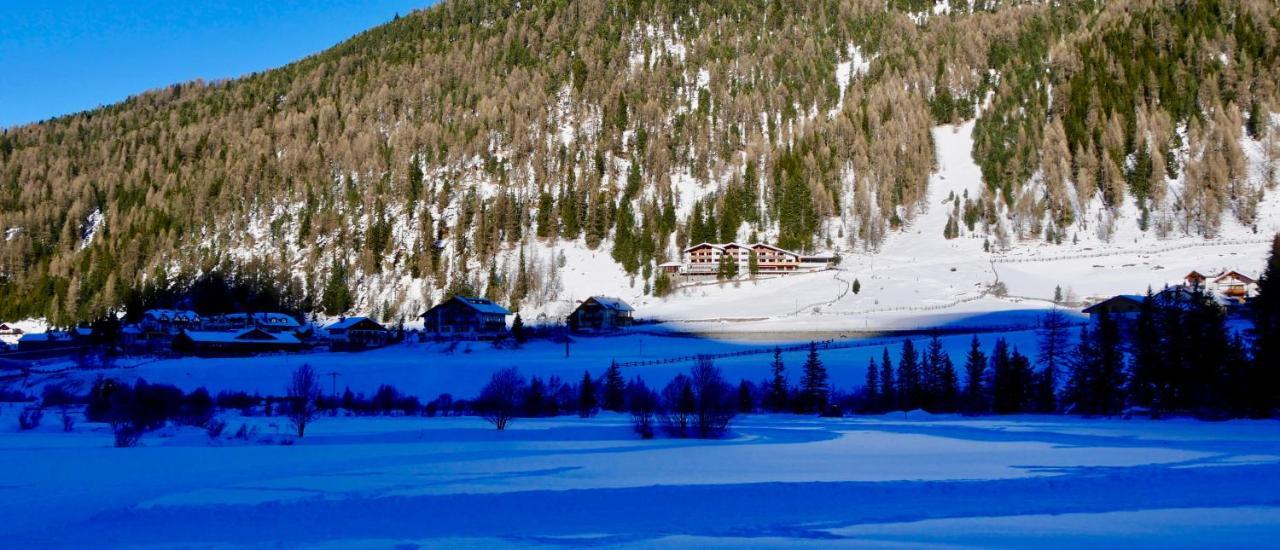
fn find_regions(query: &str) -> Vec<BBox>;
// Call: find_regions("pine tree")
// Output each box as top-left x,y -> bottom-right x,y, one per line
939,354 -> 959,412
922,336 -> 948,411
1252,234 -> 1280,415
765,347 -> 789,412
536,191 -> 555,239
897,340 -> 922,411
864,356 -> 881,413
852,279 -> 861,294
511,313 -> 526,344
737,379 -> 756,413
577,371 -> 598,418
1128,289 -> 1166,413
798,342 -> 829,414
1066,313 -> 1127,416
602,361 -> 626,412
962,335 -> 987,414
880,348 -> 896,411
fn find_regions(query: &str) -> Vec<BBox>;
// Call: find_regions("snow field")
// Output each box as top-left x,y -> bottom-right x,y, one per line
2,410 -> 1279,546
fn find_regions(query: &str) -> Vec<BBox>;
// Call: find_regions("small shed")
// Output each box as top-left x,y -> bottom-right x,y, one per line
569,296 -> 635,332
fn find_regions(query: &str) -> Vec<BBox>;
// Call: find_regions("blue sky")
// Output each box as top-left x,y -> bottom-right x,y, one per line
0,1 -> 433,129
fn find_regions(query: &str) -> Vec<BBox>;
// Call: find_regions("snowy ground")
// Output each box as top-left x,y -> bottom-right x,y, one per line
3,410 -> 1279,547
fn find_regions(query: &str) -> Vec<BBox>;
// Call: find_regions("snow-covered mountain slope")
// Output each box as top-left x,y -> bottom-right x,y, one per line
637,121 -> 1278,332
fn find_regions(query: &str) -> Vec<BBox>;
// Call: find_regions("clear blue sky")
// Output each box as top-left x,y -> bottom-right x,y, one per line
0,1 -> 434,129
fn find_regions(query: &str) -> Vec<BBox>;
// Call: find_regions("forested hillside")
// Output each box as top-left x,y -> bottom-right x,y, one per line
1,0 -> 1277,325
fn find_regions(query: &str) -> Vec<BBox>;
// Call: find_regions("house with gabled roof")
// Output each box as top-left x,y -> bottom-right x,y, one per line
568,296 -> 635,332
1212,271 -> 1256,300
421,296 -> 511,340
172,328 -> 303,356
323,316 -> 390,349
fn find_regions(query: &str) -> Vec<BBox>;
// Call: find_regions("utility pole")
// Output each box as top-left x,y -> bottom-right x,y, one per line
327,371 -> 340,398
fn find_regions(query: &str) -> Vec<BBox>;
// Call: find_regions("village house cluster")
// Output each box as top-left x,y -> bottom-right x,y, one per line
3,293 -> 639,359
660,242 -> 837,277
419,295 -> 635,340
8,310 -> 394,357
1083,269 -> 1260,327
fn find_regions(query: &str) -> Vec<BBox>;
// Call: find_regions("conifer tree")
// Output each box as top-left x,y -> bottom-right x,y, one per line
602,361 -> 626,412
765,347 -> 789,412
864,356 -> 881,413
1065,313 -> 1126,416
1128,289 -> 1166,412
511,313 -> 526,344
798,342 -> 829,414
897,340 -> 922,411
737,379 -> 756,414
962,335 -> 987,415
880,347 -> 896,411
939,354 -> 959,412
1251,234 -> 1280,415
535,192 -> 555,239
922,336 -> 948,410
577,371 -> 598,418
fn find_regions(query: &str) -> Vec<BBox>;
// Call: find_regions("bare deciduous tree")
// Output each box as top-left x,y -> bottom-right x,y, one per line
286,363 -> 321,438
477,367 -> 526,430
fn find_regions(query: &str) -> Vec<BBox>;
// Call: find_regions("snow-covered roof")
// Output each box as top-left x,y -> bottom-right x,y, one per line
749,242 -> 797,254
683,242 -> 725,252
658,261 -> 683,267
143,309 -> 200,320
324,316 -> 385,331
1213,271 -> 1255,284
215,312 -> 301,327
1081,295 -> 1145,314
19,331 -> 71,342
431,296 -> 511,316
180,328 -> 301,344
587,296 -> 634,312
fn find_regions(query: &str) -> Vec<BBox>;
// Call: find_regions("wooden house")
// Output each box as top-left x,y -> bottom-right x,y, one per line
172,328 -> 303,356
1184,271 -> 1207,290
421,296 -> 510,339
323,316 -> 390,349
1212,271 -> 1256,300
568,296 -> 635,332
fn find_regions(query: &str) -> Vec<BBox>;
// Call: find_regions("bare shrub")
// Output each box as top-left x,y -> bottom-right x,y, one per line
204,418 -> 227,440
113,424 -> 143,447
60,407 -> 74,432
18,407 -> 43,430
